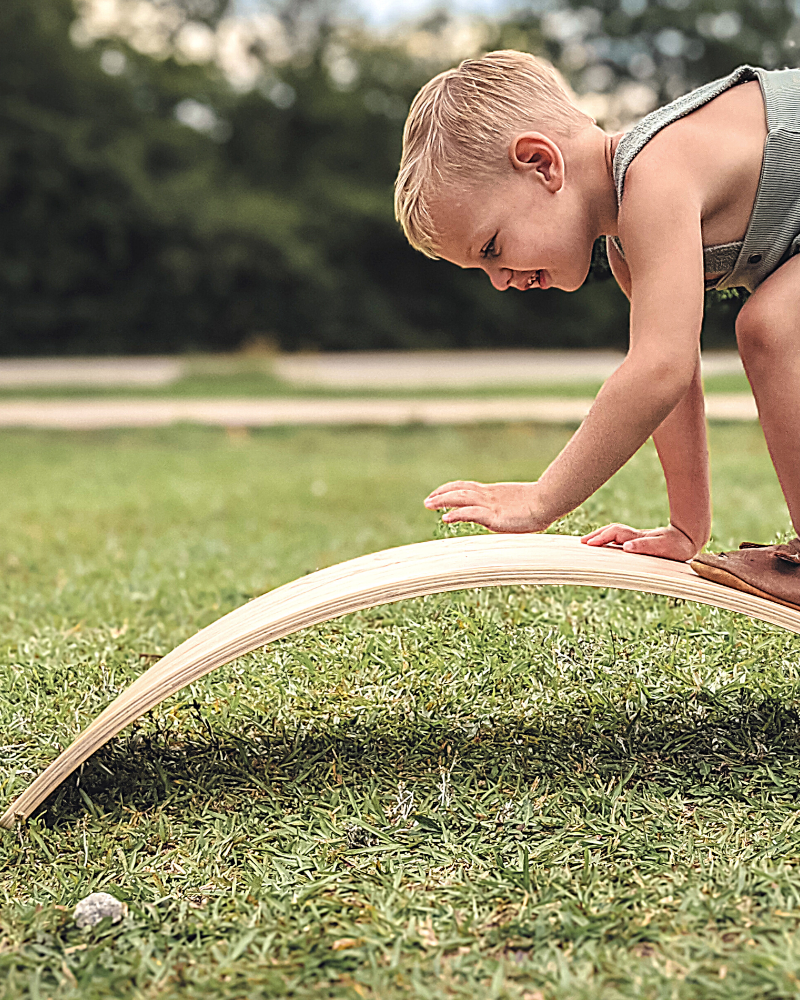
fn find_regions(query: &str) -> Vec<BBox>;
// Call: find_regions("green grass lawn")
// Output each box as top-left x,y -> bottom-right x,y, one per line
1,422 -> 798,1000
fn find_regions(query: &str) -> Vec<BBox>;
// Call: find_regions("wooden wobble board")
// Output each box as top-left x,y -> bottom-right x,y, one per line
2,534 -> 799,830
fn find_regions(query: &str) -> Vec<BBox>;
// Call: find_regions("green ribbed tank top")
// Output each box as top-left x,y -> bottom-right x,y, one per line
608,65 -> 800,292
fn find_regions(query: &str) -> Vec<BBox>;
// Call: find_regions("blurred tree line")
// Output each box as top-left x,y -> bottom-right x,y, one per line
0,0 -> 797,355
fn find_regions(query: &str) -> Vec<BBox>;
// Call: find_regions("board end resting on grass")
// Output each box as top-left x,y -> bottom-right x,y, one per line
2,532 -> 799,830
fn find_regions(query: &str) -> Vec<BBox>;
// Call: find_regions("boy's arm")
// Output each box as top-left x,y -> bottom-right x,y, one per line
652,357 -> 711,550
582,240 -> 711,558
426,174 -> 707,539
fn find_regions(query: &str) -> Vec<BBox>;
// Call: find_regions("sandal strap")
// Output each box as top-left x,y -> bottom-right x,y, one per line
738,537 -> 800,564
776,537 -> 800,565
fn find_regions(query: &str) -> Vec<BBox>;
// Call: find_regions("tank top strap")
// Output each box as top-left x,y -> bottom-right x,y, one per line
608,66 -> 800,291
612,65 -> 760,205
608,65 -> 773,287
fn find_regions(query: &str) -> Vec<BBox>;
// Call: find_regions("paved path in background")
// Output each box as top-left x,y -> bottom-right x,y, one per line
0,350 -> 745,388
0,356 -> 182,387
273,349 -> 745,388
0,394 -> 758,429
0,351 -> 753,427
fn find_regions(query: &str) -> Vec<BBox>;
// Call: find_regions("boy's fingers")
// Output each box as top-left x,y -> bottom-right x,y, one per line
426,480 -> 480,499
582,525 -> 690,561
426,488 -> 486,509
622,537 -> 652,552
581,523 -> 633,538
623,537 -> 680,558
581,528 -> 614,543
425,493 -> 467,510
442,506 -> 490,527
622,534 -> 694,561
425,492 -> 459,509
581,524 -> 638,545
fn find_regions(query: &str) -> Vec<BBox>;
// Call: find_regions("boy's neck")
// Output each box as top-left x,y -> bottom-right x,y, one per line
570,124 -> 623,241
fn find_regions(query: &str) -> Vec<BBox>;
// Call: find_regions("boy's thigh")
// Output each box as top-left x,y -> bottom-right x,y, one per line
736,252 -> 800,347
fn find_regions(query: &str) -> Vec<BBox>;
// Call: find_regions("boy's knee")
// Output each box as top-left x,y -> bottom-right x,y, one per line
735,295 -> 785,359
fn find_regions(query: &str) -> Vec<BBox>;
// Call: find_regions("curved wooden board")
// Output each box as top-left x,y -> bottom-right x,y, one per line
2,534 -> 799,829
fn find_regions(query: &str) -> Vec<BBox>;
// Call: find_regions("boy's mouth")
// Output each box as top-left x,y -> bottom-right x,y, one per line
526,270 -> 547,289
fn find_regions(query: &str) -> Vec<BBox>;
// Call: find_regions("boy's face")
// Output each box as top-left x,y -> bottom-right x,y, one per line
430,133 -> 595,293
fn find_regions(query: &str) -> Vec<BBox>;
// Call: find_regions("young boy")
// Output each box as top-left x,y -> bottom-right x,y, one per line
394,50 -> 800,611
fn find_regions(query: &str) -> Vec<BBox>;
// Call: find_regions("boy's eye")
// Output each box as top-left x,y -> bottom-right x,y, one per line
480,236 -> 499,259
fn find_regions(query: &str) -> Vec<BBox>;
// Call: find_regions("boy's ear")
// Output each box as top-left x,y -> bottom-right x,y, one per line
509,133 -> 564,191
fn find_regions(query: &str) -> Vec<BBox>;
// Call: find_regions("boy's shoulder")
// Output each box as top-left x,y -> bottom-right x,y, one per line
614,67 -> 763,194
617,154 -> 701,257
616,75 -> 767,253
633,77 -> 762,156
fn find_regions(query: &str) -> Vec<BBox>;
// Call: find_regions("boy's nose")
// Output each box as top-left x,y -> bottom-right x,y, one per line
485,266 -> 512,291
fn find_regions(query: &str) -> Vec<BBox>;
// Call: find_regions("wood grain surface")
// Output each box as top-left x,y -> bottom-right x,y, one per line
2,534 -> 798,830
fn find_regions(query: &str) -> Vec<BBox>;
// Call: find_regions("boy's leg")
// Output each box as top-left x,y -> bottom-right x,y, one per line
734,252 -> 800,532
691,253 -> 800,610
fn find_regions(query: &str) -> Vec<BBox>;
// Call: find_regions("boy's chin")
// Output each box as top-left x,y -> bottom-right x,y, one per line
537,262 -> 590,292
565,261 -> 594,291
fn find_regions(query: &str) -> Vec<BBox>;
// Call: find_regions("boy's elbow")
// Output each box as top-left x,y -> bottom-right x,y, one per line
626,352 -> 697,406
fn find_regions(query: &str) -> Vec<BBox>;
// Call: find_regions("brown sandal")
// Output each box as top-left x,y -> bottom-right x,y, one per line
691,537 -> 800,612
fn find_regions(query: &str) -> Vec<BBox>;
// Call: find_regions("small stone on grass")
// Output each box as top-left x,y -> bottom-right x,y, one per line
73,891 -> 127,929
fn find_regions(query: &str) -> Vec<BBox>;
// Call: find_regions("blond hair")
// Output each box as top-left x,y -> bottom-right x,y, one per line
394,50 -> 592,258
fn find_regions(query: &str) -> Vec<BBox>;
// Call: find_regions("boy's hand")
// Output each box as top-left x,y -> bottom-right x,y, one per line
581,523 -> 699,561
424,481 -> 552,533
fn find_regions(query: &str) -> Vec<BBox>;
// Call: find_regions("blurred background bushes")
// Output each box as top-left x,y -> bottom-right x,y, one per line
0,0 -> 796,355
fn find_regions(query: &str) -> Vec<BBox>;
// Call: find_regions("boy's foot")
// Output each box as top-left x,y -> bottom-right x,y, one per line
690,538 -> 800,612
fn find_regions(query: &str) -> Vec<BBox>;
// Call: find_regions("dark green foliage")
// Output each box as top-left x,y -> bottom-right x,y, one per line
0,0 -> 796,353
0,0 -> 304,354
